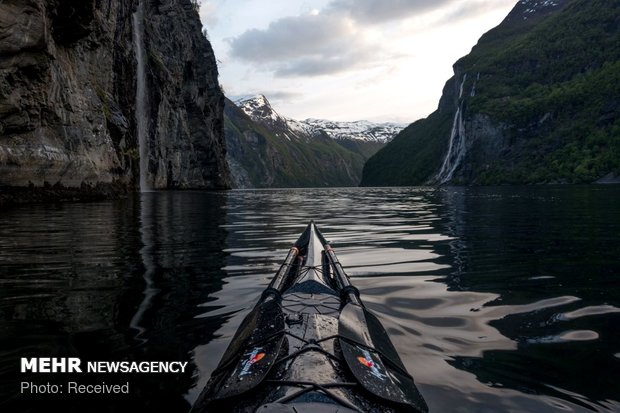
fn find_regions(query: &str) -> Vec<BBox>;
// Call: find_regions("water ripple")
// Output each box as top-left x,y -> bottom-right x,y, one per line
1,187 -> 619,413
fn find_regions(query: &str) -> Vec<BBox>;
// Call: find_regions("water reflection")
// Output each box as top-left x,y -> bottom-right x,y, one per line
432,186 -> 620,411
189,187 -> 620,413
0,192 -> 229,412
123,192 -> 230,412
130,193 -> 159,340
1,186 -> 619,413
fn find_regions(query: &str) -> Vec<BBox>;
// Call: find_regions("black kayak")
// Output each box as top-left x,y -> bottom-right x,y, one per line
190,222 -> 428,413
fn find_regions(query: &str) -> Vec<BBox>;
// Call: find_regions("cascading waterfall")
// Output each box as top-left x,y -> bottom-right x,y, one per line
436,74 -> 468,184
470,72 -> 480,97
132,2 -> 149,191
130,1 -> 157,341
458,73 -> 467,99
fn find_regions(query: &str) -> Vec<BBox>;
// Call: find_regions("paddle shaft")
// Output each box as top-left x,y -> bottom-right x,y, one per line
269,247 -> 299,291
324,246 -> 360,305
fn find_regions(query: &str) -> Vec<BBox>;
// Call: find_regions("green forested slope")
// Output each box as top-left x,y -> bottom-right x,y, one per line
362,0 -> 620,186
224,99 -> 366,188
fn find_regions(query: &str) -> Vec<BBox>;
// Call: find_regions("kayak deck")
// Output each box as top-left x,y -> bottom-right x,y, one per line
191,222 -> 427,413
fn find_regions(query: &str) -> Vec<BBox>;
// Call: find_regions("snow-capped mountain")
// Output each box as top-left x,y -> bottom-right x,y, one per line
235,94 -> 289,129
225,95 -> 401,188
302,118 -> 405,143
235,95 -> 308,142
234,95 -> 404,143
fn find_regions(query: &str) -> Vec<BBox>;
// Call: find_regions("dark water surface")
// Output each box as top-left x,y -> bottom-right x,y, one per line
1,186 -> 619,412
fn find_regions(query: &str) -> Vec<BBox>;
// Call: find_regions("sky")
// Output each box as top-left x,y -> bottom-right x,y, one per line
198,0 -> 518,123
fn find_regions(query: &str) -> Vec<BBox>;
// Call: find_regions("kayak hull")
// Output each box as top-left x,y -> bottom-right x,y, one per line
191,223 -> 427,413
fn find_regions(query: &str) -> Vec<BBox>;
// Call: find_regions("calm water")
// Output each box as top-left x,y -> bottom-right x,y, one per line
1,187 -> 619,412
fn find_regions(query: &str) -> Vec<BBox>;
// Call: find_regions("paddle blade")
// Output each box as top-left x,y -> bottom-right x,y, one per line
212,335 -> 284,400
339,303 -> 428,413
216,297 -> 284,371
204,297 -> 285,401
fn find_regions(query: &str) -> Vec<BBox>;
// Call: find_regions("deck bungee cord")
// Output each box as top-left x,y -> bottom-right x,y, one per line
191,222 -> 428,413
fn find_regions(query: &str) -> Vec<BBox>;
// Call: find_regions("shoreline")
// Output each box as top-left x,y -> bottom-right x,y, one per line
0,183 -> 129,208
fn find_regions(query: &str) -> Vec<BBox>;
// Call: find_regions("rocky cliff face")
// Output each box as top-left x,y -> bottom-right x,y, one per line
0,0 -> 228,201
140,0 -> 228,189
362,0 -> 620,186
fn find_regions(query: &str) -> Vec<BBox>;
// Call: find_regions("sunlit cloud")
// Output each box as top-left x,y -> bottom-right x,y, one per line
203,0 -> 518,122
328,0 -> 457,24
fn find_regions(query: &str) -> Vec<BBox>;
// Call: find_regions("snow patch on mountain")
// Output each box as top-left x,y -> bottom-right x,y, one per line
236,95 -> 285,125
519,0 -> 560,18
235,95 -> 404,143
302,119 -> 405,143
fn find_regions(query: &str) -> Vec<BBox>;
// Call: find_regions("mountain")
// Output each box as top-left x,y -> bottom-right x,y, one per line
0,0 -> 229,204
296,118 -> 402,159
302,118 -> 402,143
235,95 -> 401,144
225,95 -> 402,188
362,0 -> 620,186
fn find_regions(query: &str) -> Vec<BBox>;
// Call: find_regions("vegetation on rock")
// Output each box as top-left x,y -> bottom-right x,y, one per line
362,0 -> 620,186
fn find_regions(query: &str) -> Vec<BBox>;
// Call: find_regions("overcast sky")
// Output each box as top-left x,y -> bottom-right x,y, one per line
199,0 -> 517,123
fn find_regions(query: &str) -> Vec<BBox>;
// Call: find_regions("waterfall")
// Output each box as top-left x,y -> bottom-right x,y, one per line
436,74 -> 468,184
470,72 -> 480,97
133,2 -> 149,191
458,73 -> 467,99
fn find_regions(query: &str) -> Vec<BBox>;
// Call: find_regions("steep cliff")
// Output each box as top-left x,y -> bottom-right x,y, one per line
138,0 -> 228,189
362,0 -> 620,186
0,0 -> 228,203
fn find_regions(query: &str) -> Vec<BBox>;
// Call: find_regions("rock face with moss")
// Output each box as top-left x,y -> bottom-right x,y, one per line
362,0 -> 620,186
0,0 -> 229,201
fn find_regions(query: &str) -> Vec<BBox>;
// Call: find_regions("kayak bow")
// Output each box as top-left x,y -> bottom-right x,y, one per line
191,222 -> 428,413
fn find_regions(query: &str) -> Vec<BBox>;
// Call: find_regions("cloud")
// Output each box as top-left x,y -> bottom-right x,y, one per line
440,0 -> 516,24
329,0 -> 456,24
274,55 -> 361,77
225,0 -> 513,78
228,11 -> 393,77
229,14 -> 358,62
